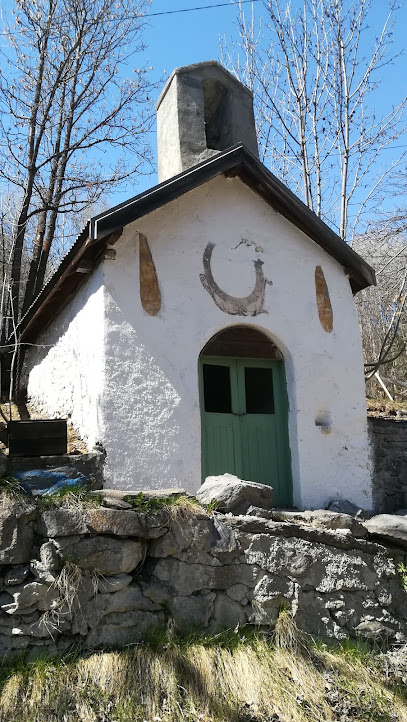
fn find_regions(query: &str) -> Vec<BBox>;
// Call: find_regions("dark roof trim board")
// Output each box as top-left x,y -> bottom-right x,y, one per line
16,143 -> 375,344
91,144 -> 375,290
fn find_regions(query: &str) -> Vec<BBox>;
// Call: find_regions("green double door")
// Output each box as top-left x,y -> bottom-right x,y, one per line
199,357 -> 292,507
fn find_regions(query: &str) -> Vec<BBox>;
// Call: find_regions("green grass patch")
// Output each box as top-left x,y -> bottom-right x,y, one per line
202,498 -> 219,513
122,491 -> 201,514
398,562 -> 407,591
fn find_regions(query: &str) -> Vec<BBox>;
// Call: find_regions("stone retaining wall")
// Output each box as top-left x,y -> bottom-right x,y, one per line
368,418 -> 407,513
0,494 -> 406,657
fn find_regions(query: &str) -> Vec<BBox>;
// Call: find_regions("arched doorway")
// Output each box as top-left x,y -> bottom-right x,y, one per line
199,326 -> 292,507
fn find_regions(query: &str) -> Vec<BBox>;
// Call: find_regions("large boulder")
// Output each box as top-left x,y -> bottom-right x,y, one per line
364,515 -> 407,548
197,474 -> 273,515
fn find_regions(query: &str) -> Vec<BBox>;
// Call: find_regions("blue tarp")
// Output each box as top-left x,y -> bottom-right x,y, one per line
13,467 -> 88,496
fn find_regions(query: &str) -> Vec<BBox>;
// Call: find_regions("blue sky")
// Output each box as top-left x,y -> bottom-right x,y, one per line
1,0 -> 405,230
129,0 -> 407,203
134,0 -> 255,194
144,0 -> 245,74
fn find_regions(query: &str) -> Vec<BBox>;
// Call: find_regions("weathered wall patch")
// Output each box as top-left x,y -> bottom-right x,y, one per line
315,266 -> 333,332
139,233 -> 161,316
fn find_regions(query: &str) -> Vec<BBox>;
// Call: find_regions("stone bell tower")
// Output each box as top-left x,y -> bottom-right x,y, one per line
156,61 -> 259,183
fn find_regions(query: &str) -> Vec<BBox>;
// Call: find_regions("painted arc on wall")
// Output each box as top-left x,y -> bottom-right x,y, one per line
315,266 -> 333,332
199,326 -> 292,507
200,242 -> 268,316
139,233 -> 161,316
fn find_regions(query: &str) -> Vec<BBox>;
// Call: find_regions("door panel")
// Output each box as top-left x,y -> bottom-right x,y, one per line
200,355 -> 292,507
240,415 -> 279,487
203,418 -> 240,479
200,359 -> 242,480
237,359 -> 279,490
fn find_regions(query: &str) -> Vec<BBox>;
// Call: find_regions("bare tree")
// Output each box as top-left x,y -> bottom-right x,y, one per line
221,0 -> 406,242
0,0 -> 155,339
354,227 -> 407,393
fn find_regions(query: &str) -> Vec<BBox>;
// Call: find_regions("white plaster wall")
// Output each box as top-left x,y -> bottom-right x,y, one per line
25,264 -> 105,450
102,175 -> 372,509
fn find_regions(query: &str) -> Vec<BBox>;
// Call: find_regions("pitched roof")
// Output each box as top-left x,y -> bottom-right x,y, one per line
17,144 -> 375,344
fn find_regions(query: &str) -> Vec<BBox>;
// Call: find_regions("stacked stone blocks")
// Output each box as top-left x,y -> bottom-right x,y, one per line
368,417 -> 407,512
0,493 -> 406,656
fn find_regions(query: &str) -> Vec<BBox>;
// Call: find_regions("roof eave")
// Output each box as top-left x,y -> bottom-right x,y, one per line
16,143 -> 375,344
231,150 -> 376,292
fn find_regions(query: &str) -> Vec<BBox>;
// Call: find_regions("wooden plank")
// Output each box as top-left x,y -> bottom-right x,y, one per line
139,233 -> 161,316
315,266 -> 333,332
374,372 -> 394,401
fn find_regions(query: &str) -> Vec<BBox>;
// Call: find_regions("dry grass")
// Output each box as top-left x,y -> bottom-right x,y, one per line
0,483 -> 35,511
53,561 -> 83,616
366,396 -> 407,417
0,629 -> 405,722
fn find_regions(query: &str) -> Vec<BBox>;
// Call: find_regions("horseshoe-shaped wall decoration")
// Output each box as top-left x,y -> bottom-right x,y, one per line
199,242 -> 269,316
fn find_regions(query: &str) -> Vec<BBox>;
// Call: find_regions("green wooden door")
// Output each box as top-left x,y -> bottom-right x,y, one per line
199,356 -> 292,507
